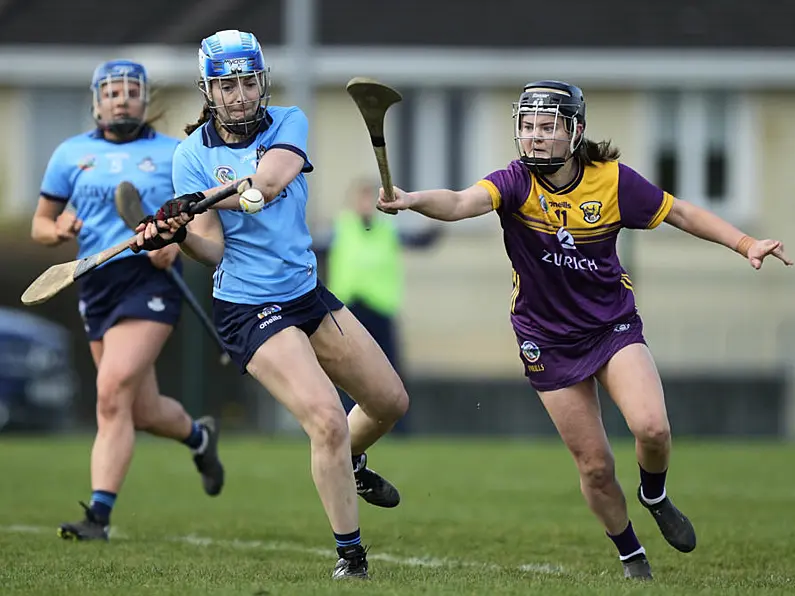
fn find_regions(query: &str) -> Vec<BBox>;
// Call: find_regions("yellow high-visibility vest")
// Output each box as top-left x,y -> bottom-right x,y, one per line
327,211 -> 402,316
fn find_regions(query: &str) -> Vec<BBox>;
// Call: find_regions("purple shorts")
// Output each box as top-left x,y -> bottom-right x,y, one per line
515,314 -> 646,392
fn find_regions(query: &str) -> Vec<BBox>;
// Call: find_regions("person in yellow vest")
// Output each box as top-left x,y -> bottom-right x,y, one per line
314,179 -> 442,433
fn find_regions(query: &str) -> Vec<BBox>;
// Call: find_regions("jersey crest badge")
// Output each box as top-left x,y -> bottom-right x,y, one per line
138,157 -> 156,172
213,165 -> 237,184
77,155 -> 96,171
580,201 -> 602,224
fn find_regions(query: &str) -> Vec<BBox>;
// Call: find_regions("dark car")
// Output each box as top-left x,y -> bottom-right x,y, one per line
0,307 -> 77,433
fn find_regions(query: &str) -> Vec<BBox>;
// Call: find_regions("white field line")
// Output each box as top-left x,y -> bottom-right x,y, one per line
0,524 -> 563,575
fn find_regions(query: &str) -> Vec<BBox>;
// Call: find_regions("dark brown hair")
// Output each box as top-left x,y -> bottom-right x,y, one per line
185,104 -> 212,136
575,138 -> 621,165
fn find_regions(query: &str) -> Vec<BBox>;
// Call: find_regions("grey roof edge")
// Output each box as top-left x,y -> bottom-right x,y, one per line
3,45 -> 795,88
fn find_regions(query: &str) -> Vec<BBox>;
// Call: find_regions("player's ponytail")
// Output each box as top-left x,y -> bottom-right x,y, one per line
184,104 -> 212,136
143,85 -> 165,130
576,138 -> 621,165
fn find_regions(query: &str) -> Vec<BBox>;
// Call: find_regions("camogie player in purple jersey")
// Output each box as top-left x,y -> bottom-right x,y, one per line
377,80 -> 792,580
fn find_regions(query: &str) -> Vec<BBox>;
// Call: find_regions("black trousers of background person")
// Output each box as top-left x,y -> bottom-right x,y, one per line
341,300 -> 408,434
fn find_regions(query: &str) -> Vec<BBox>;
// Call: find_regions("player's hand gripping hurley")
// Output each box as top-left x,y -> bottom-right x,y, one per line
346,77 -> 402,214
21,182 -> 246,306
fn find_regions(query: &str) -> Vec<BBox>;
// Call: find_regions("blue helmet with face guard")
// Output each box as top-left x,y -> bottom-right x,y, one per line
198,29 -> 270,137
90,59 -> 149,138
513,80 -> 586,175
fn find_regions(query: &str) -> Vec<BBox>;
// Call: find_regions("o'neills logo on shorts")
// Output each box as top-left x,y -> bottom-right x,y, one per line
257,304 -> 282,329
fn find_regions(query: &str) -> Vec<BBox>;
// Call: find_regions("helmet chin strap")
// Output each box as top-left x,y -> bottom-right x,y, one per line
215,106 -> 265,138
523,158 -> 565,175
95,111 -> 143,140
218,117 -> 255,137
104,118 -> 143,138
521,151 -> 580,176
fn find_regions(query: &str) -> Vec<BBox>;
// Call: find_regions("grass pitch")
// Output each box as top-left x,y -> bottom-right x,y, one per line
0,436 -> 793,595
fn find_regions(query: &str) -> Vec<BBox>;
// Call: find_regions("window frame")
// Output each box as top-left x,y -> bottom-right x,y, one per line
642,89 -> 758,225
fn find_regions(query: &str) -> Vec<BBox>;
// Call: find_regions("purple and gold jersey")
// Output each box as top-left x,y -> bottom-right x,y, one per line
478,160 -> 673,341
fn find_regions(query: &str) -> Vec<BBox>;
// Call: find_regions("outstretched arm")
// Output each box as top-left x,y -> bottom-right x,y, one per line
664,198 -> 792,269
376,183 -> 494,222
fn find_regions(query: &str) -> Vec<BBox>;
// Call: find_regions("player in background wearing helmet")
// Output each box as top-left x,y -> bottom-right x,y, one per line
375,80 -> 792,579
31,60 -> 225,541
131,30 -> 409,579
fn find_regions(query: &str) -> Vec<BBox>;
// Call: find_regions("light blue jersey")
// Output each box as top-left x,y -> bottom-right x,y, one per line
40,127 -> 179,262
173,106 -> 317,305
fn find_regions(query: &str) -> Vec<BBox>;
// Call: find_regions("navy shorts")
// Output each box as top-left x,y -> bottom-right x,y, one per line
515,313 -> 647,392
77,256 -> 182,341
213,281 -> 344,373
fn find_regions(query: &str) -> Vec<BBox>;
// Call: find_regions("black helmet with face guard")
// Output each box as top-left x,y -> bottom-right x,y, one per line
513,80 -> 586,175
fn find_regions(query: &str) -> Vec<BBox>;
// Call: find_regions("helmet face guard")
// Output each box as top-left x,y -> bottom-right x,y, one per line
198,30 -> 270,137
513,81 -> 586,175
91,60 -> 149,138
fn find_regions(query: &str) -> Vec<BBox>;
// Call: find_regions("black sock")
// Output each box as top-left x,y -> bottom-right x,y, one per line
334,528 -> 362,550
607,520 -> 644,560
89,490 -> 116,524
639,464 -> 667,502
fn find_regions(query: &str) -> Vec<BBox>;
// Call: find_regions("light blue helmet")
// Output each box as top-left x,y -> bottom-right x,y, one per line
198,29 -> 270,136
90,59 -> 149,137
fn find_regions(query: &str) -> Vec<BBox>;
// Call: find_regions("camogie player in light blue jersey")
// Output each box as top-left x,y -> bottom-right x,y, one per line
132,29 -> 408,579
30,60 -> 224,541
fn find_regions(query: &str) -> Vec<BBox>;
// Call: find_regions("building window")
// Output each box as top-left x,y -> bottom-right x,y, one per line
649,90 -> 756,223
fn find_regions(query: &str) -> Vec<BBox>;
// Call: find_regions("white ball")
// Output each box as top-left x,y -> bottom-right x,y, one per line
239,188 -> 265,214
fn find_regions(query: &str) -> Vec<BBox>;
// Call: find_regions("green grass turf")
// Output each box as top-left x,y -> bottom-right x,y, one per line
0,436 -> 793,594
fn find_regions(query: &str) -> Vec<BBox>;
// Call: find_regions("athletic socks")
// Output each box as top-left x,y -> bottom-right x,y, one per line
182,420 -> 208,454
88,490 -> 116,524
639,465 -> 668,505
607,520 -> 645,561
334,528 -> 362,549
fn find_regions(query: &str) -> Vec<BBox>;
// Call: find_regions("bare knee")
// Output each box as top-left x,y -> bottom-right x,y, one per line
576,452 -> 617,491
95,374 -> 136,423
305,404 -> 350,452
383,382 -> 409,423
365,380 -> 410,425
633,420 -> 671,451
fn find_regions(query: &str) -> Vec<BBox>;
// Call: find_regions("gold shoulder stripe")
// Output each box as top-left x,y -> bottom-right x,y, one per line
647,191 -> 675,229
477,180 -> 501,210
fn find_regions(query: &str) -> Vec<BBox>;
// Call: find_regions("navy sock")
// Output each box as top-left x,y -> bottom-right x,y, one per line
89,490 -> 116,523
639,465 -> 667,502
182,421 -> 206,451
607,520 -> 644,560
334,528 -> 362,549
